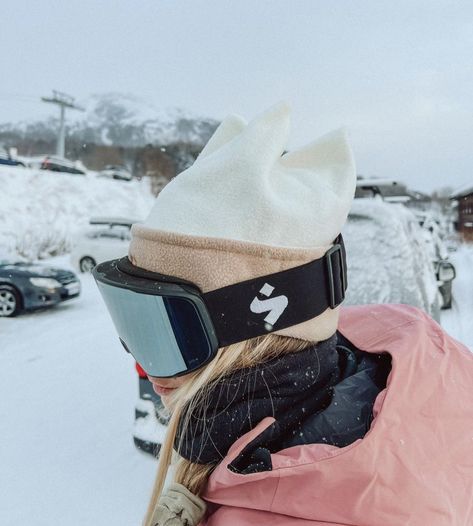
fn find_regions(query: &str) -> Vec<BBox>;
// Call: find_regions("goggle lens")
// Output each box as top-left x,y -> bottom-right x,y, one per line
96,281 -> 213,377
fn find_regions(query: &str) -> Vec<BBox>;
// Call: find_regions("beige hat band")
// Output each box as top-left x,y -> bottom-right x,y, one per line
128,224 -> 339,342
129,224 -> 332,292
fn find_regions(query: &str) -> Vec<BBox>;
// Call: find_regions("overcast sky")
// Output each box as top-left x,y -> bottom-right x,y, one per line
1,0 -> 472,192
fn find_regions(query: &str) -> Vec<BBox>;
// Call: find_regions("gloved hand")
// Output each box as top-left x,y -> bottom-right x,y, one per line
151,482 -> 207,526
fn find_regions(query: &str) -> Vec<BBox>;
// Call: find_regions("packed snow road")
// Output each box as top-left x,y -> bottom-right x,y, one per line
0,247 -> 471,526
0,262 -> 156,526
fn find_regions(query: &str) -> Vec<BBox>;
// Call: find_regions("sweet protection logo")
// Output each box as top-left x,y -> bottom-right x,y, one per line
250,283 -> 288,326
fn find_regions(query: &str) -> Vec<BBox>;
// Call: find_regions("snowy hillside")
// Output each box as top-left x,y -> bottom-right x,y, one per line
0,93 -> 219,148
0,165 -> 155,260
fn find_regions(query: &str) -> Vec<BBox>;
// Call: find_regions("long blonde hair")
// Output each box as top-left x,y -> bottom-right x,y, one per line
143,333 -> 311,526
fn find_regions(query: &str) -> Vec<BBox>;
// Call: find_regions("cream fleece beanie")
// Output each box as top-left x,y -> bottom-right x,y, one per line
129,102 -> 356,342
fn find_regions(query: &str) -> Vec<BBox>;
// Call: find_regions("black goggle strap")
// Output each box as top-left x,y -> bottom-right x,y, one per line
203,235 -> 347,348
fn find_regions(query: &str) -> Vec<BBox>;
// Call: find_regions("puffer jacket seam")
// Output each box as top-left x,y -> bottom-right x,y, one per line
343,318 -> 418,349
269,469 -> 282,513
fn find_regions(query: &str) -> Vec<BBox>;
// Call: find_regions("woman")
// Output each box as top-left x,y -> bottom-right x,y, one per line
94,104 -> 473,526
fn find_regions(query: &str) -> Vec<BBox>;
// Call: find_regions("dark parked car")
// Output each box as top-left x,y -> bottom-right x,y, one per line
0,148 -> 25,167
98,165 -> 133,181
413,212 -> 456,310
39,155 -> 86,175
133,362 -> 167,457
436,260 -> 456,309
0,261 -> 81,317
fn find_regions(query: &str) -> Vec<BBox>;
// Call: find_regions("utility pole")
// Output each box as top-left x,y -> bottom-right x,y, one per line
41,90 -> 84,158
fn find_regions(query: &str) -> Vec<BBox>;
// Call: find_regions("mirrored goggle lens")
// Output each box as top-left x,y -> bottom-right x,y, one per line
96,281 -> 213,377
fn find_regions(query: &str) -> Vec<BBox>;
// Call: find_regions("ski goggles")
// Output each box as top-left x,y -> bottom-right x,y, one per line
93,235 -> 347,378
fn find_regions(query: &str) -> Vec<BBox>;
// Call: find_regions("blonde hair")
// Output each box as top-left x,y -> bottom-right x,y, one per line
143,333 -> 311,526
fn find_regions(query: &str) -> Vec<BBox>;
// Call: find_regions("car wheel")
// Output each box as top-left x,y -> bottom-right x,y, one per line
79,256 -> 97,273
0,285 -> 21,317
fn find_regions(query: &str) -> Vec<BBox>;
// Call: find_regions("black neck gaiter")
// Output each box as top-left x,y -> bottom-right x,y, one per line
175,335 -> 340,464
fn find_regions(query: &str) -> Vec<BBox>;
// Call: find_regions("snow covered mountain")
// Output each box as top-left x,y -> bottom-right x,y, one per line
0,93 -> 219,148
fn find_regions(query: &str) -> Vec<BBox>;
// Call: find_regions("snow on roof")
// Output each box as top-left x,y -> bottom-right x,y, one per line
450,182 -> 473,199
356,177 -> 400,187
384,195 -> 411,203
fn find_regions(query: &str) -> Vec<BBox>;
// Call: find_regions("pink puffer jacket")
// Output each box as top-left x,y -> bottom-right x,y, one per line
201,304 -> 473,526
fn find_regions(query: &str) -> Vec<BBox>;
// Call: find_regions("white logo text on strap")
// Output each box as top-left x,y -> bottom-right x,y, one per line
250,283 -> 288,327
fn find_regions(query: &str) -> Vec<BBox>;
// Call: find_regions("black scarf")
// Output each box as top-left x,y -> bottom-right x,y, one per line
175,335 -> 341,464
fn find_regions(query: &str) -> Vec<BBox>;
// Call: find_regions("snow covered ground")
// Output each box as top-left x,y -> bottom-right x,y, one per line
0,261 -> 157,526
0,165 -> 154,260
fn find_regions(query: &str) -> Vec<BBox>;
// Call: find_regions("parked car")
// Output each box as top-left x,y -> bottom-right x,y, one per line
133,363 -> 168,456
29,155 -> 86,175
0,261 -> 80,317
98,165 -> 133,181
412,211 -> 456,309
0,147 -> 25,167
342,198 -> 441,321
436,260 -> 456,309
70,217 -> 140,272
415,211 -> 456,309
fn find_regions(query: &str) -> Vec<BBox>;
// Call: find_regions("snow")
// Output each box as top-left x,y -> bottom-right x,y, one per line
133,399 -> 168,445
451,181 -> 473,199
0,166 -> 157,524
1,93 -> 219,148
343,199 -> 439,318
0,265 -> 157,526
0,165 -> 155,260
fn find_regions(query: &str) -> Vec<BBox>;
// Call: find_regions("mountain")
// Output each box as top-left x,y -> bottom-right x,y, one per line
0,93 -> 219,149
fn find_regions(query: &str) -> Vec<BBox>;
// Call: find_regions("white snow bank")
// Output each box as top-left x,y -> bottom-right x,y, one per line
0,165 -> 155,260
0,265 -> 157,526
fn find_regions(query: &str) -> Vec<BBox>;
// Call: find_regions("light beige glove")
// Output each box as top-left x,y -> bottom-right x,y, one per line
151,482 -> 207,526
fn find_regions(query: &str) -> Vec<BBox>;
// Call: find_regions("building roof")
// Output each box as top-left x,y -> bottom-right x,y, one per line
450,182 -> 473,199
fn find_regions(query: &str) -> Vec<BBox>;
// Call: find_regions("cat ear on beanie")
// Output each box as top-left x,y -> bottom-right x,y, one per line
129,102 -> 356,343
196,114 -> 247,160
142,102 -> 292,242
234,101 -> 291,170
281,128 -> 356,246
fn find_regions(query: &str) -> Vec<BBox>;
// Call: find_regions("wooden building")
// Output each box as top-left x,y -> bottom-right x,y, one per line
451,184 -> 473,243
